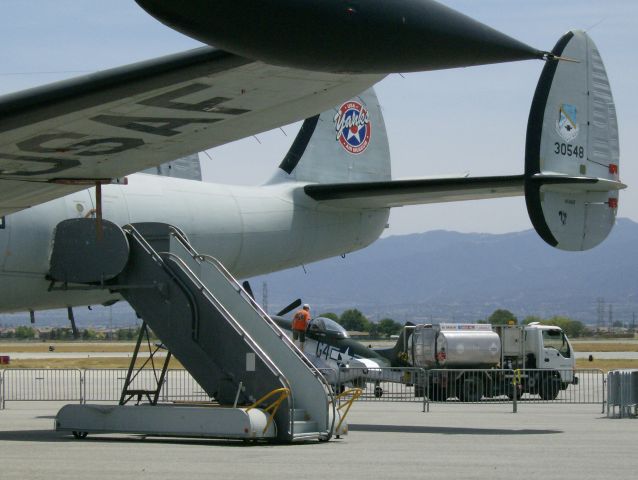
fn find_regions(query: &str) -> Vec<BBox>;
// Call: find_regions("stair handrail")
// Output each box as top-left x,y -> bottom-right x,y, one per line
332,388 -> 363,434
123,225 -> 294,416
162,254 -> 293,398
168,226 -> 334,387
168,226 -> 337,439
246,387 -> 291,435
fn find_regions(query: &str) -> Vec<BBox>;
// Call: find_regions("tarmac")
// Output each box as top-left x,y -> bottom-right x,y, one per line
0,400 -> 635,480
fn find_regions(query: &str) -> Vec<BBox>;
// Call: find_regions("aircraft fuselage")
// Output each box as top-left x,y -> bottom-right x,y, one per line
0,173 -> 388,313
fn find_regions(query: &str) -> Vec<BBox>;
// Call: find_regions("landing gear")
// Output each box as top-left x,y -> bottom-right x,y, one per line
72,431 -> 88,440
374,385 -> 383,398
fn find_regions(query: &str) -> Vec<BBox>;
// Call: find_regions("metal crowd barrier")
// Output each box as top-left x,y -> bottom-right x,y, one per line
419,368 -> 605,412
1,369 -> 83,409
0,367 -> 606,412
163,369 -> 211,402
332,367 -> 605,413
0,369 -> 212,409
335,367 -> 428,411
607,370 -> 638,418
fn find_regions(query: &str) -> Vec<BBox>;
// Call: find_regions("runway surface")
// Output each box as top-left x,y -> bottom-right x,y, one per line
0,401 -> 634,480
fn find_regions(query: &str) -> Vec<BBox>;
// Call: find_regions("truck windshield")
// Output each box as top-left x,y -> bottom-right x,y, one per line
542,329 -> 571,358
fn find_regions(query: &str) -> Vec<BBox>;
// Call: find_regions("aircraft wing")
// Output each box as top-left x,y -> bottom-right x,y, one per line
0,46 -> 382,216
304,175 -> 526,208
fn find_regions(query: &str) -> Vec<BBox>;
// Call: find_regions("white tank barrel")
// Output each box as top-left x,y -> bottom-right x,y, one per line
437,329 -> 501,368
409,324 -> 501,369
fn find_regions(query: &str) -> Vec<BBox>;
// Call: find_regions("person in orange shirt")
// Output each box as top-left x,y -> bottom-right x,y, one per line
292,304 -> 311,351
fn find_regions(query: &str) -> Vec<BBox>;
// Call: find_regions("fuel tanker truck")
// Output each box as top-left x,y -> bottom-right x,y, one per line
390,323 -> 578,401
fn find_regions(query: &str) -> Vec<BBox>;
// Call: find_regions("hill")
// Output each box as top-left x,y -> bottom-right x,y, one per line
3,219 -> 636,328
249,218 -> 638,325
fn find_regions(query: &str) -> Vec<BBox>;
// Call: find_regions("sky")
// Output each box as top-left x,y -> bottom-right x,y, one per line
1,0 -> 637,236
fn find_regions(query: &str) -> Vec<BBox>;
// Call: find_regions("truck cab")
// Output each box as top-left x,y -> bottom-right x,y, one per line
524,323 -> 577,388
525,323 -> 578,399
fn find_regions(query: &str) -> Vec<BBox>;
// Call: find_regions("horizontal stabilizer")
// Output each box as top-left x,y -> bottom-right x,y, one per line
525,31 -> 623,251
305,175 -> 524,208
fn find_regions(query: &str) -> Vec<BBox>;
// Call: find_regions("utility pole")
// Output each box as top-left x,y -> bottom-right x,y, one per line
596,298 -> 605,335
608,303 -> 613,334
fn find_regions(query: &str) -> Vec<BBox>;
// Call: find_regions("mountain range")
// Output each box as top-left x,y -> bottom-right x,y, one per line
2,219 -> 636,328
250,218 -> 638,326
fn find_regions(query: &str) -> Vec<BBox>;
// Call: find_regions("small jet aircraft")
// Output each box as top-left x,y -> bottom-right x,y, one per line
0,2 -> 623,325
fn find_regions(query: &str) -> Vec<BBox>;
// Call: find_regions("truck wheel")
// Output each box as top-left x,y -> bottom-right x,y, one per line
538,372 -> 561,400
458,377 -> 484,402
374,386 -> 383,398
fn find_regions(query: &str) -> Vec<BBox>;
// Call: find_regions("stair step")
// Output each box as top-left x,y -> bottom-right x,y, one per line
293,409 -> 309,421
293,420 -> 319,434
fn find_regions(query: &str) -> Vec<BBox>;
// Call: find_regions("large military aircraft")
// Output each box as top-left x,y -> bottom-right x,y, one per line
0,1 -> 623,319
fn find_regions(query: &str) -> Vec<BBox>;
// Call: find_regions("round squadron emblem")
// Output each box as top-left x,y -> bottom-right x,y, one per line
333,100 -> 372,154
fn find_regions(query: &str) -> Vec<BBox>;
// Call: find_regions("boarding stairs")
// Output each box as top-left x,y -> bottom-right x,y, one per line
48,219 -> 340,442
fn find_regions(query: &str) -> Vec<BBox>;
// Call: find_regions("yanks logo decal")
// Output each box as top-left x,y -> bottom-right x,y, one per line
334,100 -> 372,155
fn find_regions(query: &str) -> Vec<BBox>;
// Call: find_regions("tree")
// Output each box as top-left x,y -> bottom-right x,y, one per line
119,328 -> 139,340
524,315 -> 587,338
14,326 -> 36,339
319,312 -> 339,322
377,318 -> 402,337
368,323 -> 379,338
49,328 -> 71,340
338,309 -> 371,332
82,329 -> 97,340
543,316 -> 586,338
488,309 -> 518,325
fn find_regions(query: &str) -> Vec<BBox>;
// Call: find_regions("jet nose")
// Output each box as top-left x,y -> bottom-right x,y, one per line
135,0 -> 542,73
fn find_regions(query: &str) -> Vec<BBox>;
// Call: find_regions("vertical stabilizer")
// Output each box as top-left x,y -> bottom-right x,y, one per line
525,31 -> 623,251
275,88 -> 391,184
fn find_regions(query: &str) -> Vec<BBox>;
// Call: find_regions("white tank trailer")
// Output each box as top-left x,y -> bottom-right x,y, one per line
405,323 -> 578,402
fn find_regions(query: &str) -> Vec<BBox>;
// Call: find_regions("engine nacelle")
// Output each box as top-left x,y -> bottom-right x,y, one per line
135,0 -> 542,73
525,30 -> 624,251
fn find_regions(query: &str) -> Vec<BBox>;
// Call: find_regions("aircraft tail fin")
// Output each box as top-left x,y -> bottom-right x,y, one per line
272,87 -> 391,184
524,30 -> 624,251
375,322 -> 415,367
